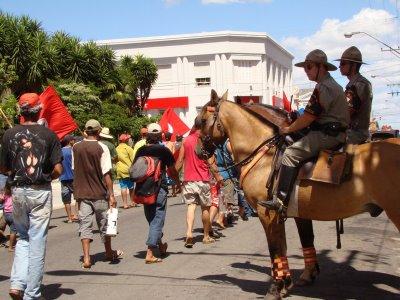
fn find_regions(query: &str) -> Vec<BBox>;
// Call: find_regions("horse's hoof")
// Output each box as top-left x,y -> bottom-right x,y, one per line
265,281 -> 282,300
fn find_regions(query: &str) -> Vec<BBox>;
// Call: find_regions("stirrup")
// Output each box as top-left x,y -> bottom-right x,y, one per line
258,198 -> 287,214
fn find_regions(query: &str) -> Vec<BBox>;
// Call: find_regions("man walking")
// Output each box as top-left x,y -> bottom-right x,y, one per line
135,123 -> 180,263
73,119 -> 123,269
336,46 -> 373,144
60,134 -> 78,223
0,93 -> 63,300
175,117 -> 222,248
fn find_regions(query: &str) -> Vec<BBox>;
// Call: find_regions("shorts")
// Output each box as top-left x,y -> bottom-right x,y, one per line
78,199 -> 108,243
4,212 -> 16,234
221,179 -> 237,206
182,181 -> 211,207
119,178 -> 134,190
61,180 -> 74,204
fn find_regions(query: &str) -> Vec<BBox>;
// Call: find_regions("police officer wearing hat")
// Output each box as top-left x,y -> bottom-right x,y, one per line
336,46 -> 373,144
260,49 -> 350,215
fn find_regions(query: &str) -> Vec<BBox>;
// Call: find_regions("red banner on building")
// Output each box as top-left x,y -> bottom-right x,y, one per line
144,96 -> 188,110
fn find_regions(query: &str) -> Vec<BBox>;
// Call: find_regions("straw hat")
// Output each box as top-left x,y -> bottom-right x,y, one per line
294,49 -> 337,71
99,127 -> 113,139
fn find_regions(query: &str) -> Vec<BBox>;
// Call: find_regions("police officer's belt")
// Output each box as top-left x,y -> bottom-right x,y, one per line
310,122 -> 347,137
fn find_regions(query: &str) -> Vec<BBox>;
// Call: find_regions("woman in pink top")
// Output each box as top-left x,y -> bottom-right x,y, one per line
0,183 -> 16,251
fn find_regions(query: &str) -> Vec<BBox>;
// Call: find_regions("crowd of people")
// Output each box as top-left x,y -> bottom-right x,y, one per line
0,45 -> 373,300
0,93 -> 255,299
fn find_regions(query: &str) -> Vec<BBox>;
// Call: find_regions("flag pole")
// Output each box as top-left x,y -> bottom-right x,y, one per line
0,107 -> 13,128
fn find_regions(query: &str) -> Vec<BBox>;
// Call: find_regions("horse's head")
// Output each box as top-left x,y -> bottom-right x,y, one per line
196,89 -> 229,159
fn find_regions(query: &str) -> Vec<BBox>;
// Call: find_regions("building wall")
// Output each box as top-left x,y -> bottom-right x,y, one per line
97,31 -> 293,126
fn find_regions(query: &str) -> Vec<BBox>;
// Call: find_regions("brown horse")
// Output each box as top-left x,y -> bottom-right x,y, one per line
198,90 -> 400,299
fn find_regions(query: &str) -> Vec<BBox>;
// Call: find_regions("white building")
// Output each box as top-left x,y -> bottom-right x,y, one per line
97,31 -> 294,126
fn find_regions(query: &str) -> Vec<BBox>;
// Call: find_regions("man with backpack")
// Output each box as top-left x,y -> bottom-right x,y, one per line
134,123 -> 180,264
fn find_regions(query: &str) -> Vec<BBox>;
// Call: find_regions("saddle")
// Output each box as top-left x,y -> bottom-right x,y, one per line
298,146 -> 353,185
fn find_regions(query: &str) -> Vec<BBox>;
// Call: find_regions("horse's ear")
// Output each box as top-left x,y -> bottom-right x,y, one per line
210,89 -> 220,106
221,90 -> 228,101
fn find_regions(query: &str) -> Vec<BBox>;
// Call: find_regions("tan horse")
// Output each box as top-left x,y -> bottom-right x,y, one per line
198,90 -> 400,299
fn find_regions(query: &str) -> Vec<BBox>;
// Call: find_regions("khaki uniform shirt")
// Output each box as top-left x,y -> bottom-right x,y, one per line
345,73 -> 373,140
305,73 -> 350,128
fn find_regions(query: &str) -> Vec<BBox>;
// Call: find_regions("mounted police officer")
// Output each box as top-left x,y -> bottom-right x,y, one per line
335,46 -> 373,144
260,49 -> 350,215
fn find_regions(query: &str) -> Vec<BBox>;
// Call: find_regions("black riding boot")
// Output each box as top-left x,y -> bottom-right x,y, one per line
259,165 -> 298,214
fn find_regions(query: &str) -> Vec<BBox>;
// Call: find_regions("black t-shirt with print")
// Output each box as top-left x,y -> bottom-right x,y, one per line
135,144 -> 175,189
0,124 -> 62,186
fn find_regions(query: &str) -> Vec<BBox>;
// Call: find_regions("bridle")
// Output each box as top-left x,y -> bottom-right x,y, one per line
200,101 -> 283,174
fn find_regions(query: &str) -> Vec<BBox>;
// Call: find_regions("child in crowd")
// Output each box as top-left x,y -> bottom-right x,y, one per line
0,183 -> 16,251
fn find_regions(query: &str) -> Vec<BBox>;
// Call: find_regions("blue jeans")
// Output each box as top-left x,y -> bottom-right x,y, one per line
143,187 -> 167,248
10,185 -> 52,300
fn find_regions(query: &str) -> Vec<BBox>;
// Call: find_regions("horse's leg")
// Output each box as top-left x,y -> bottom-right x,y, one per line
257,206 -> 293,300
294,218 -> 320,286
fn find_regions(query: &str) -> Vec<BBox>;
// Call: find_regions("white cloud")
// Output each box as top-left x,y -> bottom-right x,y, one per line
282,8 -> 400,127
202,0 -> 272,4
163,0 -> 182,5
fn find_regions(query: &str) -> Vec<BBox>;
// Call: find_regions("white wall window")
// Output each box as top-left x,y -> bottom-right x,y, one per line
194,61 -> 211,86
195,77 -> 211,86
233,60 -> 258,83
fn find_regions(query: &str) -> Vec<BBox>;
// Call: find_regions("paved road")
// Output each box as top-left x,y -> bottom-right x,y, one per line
0,193 -> 399,299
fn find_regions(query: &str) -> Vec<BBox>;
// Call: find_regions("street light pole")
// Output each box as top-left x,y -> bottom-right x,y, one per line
344,31 -> 400,58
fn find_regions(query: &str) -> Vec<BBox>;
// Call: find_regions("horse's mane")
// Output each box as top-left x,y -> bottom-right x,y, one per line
238,102 -> 290,130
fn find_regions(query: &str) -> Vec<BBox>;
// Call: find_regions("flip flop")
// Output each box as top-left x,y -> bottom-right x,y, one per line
184,237 -> 194,248
145,257 -> 162,264
105,249 -> 124,262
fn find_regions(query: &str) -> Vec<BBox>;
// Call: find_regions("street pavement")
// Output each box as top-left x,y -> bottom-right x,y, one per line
0,186 -> 399,299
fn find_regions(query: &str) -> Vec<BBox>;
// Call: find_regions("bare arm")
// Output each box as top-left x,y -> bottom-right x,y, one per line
104,171 -> 116,208
168,166 -> 181,190
51,163 -> 63,179
281,112 -> 317,135
208,155 -> 223,184
175,145 -> 185,172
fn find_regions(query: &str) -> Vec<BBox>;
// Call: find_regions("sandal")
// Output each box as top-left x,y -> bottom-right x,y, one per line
105,249 -> 124,262
184,237 -> 194,248
145,257 -> 162,264
202,237 -> 215,244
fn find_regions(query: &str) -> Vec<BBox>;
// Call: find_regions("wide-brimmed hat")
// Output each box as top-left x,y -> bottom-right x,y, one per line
295,49 -> 337,71
99,127 -> 113,139
334,46 -> 366,64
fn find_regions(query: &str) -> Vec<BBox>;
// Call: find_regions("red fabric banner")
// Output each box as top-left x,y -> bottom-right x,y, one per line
159,108 -> 190,141
144,97 -> 188,110
39,86 -> 78,140
282,92 -> 292,112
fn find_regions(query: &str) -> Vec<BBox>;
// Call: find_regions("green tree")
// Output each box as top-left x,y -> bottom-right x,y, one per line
116,54 -> 158,114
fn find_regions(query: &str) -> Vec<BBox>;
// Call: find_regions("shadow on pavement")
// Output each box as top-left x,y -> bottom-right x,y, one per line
0,274 -> 9,282
198,249 -> 400,299
46,270 -> 118,276
42,283 -> 75,299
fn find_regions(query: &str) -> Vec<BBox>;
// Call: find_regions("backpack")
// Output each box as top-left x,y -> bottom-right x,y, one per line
129,156 -> 162,205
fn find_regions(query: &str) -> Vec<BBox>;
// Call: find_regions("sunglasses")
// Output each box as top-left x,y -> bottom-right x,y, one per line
304,63 -> 316,71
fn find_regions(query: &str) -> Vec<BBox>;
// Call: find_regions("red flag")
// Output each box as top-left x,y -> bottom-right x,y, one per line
282,92 -> 292,112
159,108 -> 190,141
39,86 -> 78,140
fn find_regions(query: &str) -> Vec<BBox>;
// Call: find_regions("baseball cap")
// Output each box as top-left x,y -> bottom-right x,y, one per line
18,93 -> 42,112
119,133 -> 131,142
147,123 -> 162,133
85,119 -> 101,131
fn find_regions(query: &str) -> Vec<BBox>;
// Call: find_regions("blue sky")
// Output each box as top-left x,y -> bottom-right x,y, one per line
1,0 -> 399,127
